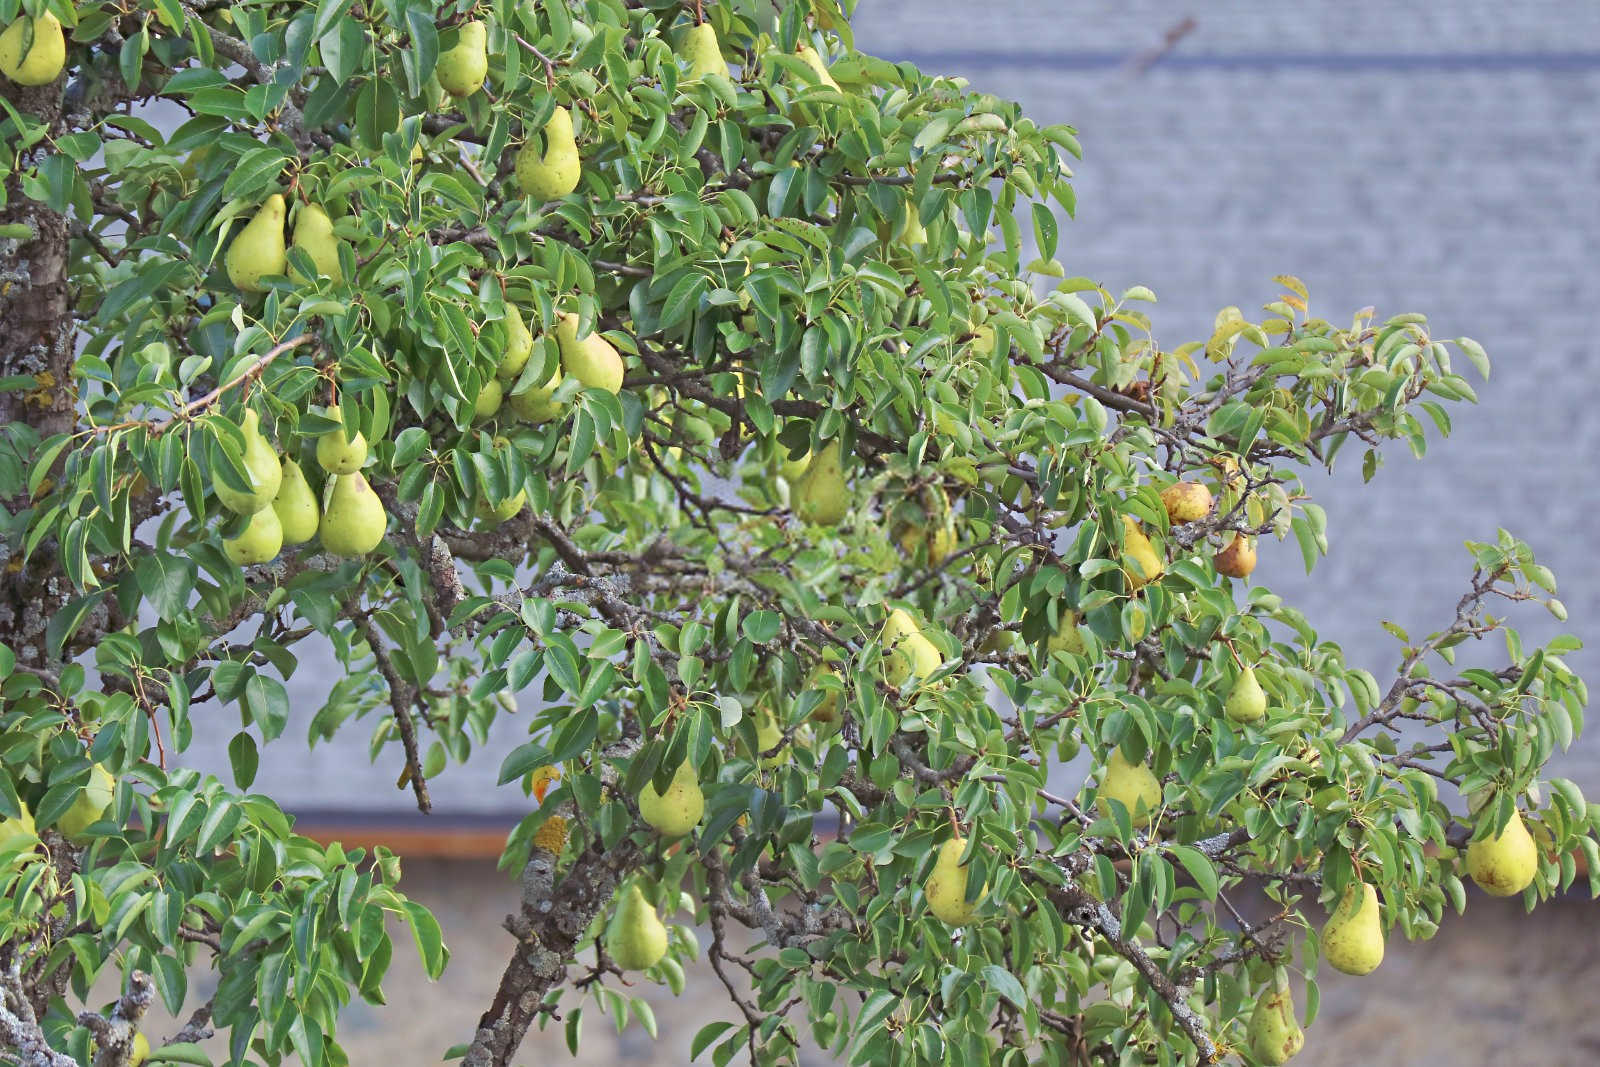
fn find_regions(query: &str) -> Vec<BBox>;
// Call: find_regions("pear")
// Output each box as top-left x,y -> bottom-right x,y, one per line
508,366 -> 565,423
272,458 -> 320,545
290,204 -> 344,284
315,410 -> 368,475
1216,533 -> 1257,579
0,801 -> 37,856
779,448 -> 811,483
498,304 -> 534,379
679,21 -> 728,81
807,666 -> 843,731
1160,480 -> 1213,525
881,608 -> 943,687
515,106 -> 582,200
56,764 -> 116,839
793,440 -> 849,525
223,505 -> 283,565
925,837 -> 986,926
795,44 -> 840,91
1225,664 -> 1268,723
1045,611 -> 1086,656
225,194 -> 288,293
1119,515 -> 1164,589
130,1032 -> 149,1067
436,20 -> 488,98
555,313 -> 624,393
1322,880 -> 1385,976
475,488 -> 525,525
214,410 -> 283,514
0,12 -> 65,85
473,377 -> 503,420
638,760 -> 704,837
1246,968 -> 1305,1065
1095,748 -> 1161,827
1465,809 -> 1539,897
752,708 -> 789,767
606,884 -> 668,970
319,472 -> 387,556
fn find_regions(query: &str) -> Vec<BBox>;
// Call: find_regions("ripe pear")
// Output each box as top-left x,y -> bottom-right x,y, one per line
679,21 -> 728,81
223,505 -> 283,565
508,366 -> 565,423
925,837 -> 985,926
498,304 -> 534,379
1160,480 -> 1213,525
1216,533 -> 1257,579
881,608 -> 943,687
225,194 -> 288,293
319,472 -> 387,556
0,801 -> 37,855
315,410 -> 368,475
795,45 -> 840,91
793,440 -> 850,525
272,458 -> 320,545
896,516 -> 957,564
0,12 -> 65,85
1095,748 -> 1161,827
214,410 -> 282,514
515,106 -> 582,200
1322,880 -> 1385,976
1247,968 -> 1305,1065
555,313 -> 624,393
290,204 -> 344,284
475,488 -> 526,525
436,20 -> 488,98
130,1032 -> 149,1067
1119,515 -> 1164,589
474,377 -> 503,420
56,764 -> 116,839
1045,611 -> 1086,656
1465,809 -> 1539,897
606,884 -> 668,970
1225,664 -> 1268,723
638,760 -> 704,837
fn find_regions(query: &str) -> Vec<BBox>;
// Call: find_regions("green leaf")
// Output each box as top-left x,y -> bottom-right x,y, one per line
400,899 -> 448,978
980,964 -> 1026,1009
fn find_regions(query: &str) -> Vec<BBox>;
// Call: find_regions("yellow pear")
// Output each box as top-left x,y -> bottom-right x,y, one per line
1216,533 -> 1257,579
1095,748 -> 1161,827
475,488 -> 525,525
0,801 -> 37,856
515,106 -> 581,200
473,377 -> 503,420
638,760 -> 704,837
679,21 -> 728,81
130,1032 -> 149,1067
272,458 -> 320,545
225,194 -> 288,293
555,313 -> 624,393
436,20 -> 488,98
319,472 -> 387,556
315,410 -> 368,475
1225,664 -> 1267,723
0,12 -> 65,85
289,204 -> 344,284
1045,611 -> 1086,656
1247,968 -> 1305,1065
214,409 -> 282,514
1322,880 -> 1385,976
807,666 -> 843,732
794,44 -> 840,91
793,440 -> 849,525
1465,809 -> 1539,897
925,837 -> 985,926
606,884 -> 668,970
223,505 -> 283,565
508,365 -> 565,423
1160,480 -> 1213,525
881,608 -> 943,687
498,304 -> 534,379
56,764 -> 116,839
1119,515 -> 1164,589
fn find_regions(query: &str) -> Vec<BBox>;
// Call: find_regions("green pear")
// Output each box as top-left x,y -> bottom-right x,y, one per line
752,708 -> 788,767
793,440 -> 849,525
1095,748 -> 1161,827
606,884 -> 668,970
436,20 -> 488,98
638,760 -> 704,837
679,21 -> 728,81
1225,664 -> 1268,724
223,505 -> 283,565
290,204 -> 344,284
319,472 -> 387,556
515,106 -> 581,200
214,409 -> 283,514
225,194 -> 288,293
498,304 -> 534,379
555,313 -> 624,393
1119,515 -> 1164,589
56,764 -> 116,839
272,458 -> 320,545
0,801 -> 37,856
808,666 -> 843,732
925,837 -> 986,926
795,44 -> 840,91
0,12 -> 65,86
881,607 -> 943,687
1322,880 -> 1385,976
1246,968 -> 1305,1065
473,377 -> 503,420
508,366 -> 565,423
1045,611 -> 1086,656
315,410 -> 368,475
475,488 -> 525,525
1465,809 -> 1539,897
779,447 -> 811,483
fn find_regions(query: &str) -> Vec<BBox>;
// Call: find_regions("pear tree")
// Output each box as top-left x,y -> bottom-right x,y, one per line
0,1 -> 1595,1066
